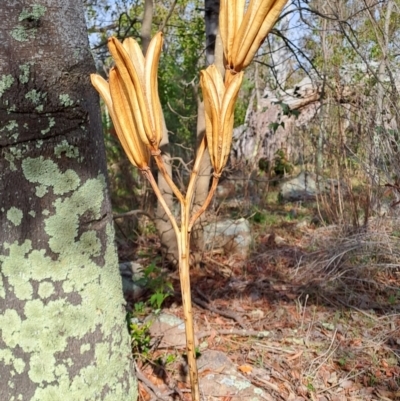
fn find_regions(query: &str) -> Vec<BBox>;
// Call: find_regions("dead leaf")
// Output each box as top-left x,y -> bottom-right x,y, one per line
287,350 -> 303,361
238,364 -> 253,374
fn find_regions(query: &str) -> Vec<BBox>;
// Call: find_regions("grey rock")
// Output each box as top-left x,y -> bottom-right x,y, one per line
198,350 -> 273,400
119,261 -> 145,300
203,218 -> 251,258
145,313 -> 197,349
279,171 -> 336,202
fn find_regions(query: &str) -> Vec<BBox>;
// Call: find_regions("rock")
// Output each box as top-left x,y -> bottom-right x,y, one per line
203,218 -> 252,258
279,171 -> 330,202
295,220 -> 309,230
145,313 -> 197,349
198,350 -> 273,400
119,261 -> 145,300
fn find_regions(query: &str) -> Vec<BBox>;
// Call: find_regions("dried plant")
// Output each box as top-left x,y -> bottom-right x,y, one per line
91,1 -> 288,399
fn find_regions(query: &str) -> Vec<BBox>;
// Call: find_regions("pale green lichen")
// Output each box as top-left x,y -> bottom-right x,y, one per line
6,207 -> 23,226
1,120 -> 19,141
54,140 -> 80,159
4,152 -> 17,171
0,75 -> 14,98
13,358 -> 26,375
0,275 -> 5,299
0,348 -> 13,366
28,210 -> 36,217
41,117 -> 55,135
0,120 -> 18,132
59,94 -> 74,107
1,242 -> 33,300
0,156 -> 136,400
80,343 -> 90,354
38,282 -> 54,298
22,157 -> 80,195
11,25 -> 30,42
11,5 -> 46,42
3,146 -> 22,171
19,63 -> 31,84
19,4 -> 47,22
219,375 -> 251,390
25,89 -> 46,105
29,353 -> 56,383
35,185 -> 48,198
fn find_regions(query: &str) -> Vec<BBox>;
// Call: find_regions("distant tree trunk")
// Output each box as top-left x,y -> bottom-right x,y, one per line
191,0 -> 221,252
139,0 -> 179,264
141,0 -> 154,54
0,1 -> 137,400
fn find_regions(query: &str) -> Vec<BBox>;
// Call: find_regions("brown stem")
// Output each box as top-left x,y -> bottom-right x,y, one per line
141,168 -> 180,237
153,153 -> 185,203
143,166 -> 200,400
186,134 -> 207,207
179,204 -> 200,401
188,175 -> 219,232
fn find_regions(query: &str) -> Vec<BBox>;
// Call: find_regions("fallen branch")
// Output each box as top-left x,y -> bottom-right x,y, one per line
135,363 -> 171,401
192,297 -> 247,329
197,329 -> 270,339
113,209 -> 152,219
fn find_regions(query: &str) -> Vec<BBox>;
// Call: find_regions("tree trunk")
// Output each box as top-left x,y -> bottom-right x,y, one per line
191,0 -> 221,253
139,0 -> 179,264
0,1 -> 137,400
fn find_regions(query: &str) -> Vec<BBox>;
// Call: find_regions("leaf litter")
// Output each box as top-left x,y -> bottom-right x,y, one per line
122,215 -> 400,401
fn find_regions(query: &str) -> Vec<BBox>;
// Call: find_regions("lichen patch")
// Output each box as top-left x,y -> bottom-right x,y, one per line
6,207 -> 23,226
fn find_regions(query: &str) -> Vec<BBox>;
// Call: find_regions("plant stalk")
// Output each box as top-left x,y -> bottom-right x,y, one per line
142,166 -> 200,401
179,206 -> 200,401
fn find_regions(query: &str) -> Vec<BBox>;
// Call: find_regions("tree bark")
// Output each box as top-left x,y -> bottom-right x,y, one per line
191,0 -> 221,252
141,0 -> 154,54
0,1 -> 137,400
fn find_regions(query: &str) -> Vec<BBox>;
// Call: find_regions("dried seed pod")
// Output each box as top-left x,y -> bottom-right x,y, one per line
90,72 -> 150,169
200,65 -> 243,175
108,32 -> 164,150
220,0 -> 288,72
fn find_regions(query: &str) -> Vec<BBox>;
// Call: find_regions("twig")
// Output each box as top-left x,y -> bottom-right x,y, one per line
251,376 -> 281,395
197,329 -> 270,339
159,0 -> 177,32
307,328 -> 338,377
167,101 -> 192,119
192,297 -> 247,329
188,175 -> 219,232
317,369 -> 366,395
135,363 -> 171,401
141,168 -> 180,236
113,209 -> 152,219
321,293 -> 380,322
153,153 -> 185,203
254,343 -> 297,354
169,156 -> 193,173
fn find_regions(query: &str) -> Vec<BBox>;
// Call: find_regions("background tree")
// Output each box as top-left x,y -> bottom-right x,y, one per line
0,1 -> 136,400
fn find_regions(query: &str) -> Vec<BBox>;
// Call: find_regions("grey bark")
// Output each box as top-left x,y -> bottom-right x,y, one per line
191,0 -> 221,252
139,0 -> 179,263
0,1 -> 137,400
141,0 -> 154,54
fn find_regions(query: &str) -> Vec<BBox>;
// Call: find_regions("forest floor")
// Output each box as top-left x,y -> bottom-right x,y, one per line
117,193 -> 400,401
